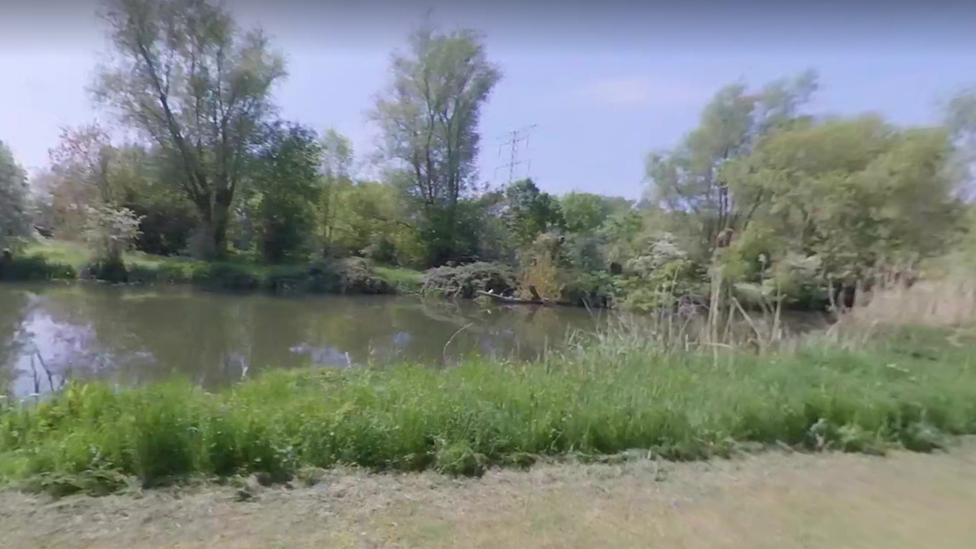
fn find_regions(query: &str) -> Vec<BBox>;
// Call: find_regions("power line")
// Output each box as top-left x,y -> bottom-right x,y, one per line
493,124 -> 537,185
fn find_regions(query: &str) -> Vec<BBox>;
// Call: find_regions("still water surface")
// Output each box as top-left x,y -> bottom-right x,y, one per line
0,283 -> 605,396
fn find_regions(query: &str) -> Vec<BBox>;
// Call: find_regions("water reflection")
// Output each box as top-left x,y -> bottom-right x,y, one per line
0,283 -> 604,396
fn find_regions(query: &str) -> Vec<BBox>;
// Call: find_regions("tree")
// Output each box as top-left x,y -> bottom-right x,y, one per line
329,181 -> 411,260
0,140 -> 31,250
318,128 -> 355,250
93,0 -> 286,259
246,121 -> 323,263
504,178 -> 563,247
370,21 -> 501,266
560,192 -> 613,234
946,85 -> 976,199
49,124 -> 118,204
645,70 -> 818,259
112,144 -> 199,256
722,116 -> 962,285
40,124 -> 118,237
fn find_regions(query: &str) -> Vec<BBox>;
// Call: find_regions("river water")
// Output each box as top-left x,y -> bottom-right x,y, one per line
0,283 -> 607,396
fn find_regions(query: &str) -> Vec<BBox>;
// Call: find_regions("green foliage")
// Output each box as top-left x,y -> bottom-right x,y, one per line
617,233 -> 704,312
645,70 -> 819,260
558,270 -> 618,308
0,255 -> 77,282
326,180 -> 412,262
82,258 -> 130,284
116,152 -> 198,256
125,192 -> 197,257
94,0 -> 287,259
263,258 -> 394,295
3,325 -> 975,492
191,263 -> 263,292
0,140 -> 31,251
76,204 -> 143,283
370,22 -> 501,266
599,208 -> 643,264
373,266 -> 425,293
563,233 -> 605,272
724,117 -> 962,284
125,263 -> 193,285
245,121 -> 324,263
515,232 -> 564,300
560,192 -> 614,234
504,179 -> 563,247
82,204 -> 143,263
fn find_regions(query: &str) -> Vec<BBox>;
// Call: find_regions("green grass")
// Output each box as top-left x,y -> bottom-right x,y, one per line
2,324 -> 975,495
15,239 -> 402,295
374,266 -> 425,293
23,239 -> 208,275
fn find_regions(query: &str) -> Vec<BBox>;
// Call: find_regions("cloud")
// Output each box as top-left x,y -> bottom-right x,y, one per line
575,76 -> 707,108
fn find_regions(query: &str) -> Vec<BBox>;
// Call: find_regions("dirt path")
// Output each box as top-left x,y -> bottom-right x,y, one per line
3,441 -> 976,549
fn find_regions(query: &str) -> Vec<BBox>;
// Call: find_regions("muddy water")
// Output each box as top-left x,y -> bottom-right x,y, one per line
0,283 -> 606,395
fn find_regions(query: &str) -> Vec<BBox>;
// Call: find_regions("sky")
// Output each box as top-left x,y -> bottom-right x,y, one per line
2,1 -> 976,200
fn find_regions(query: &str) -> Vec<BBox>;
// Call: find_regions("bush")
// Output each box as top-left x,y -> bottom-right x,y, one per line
0,254 -> 76,281
264,258 -> 395,295
422,262 -> 516,298
191,263 -> 262,291
263,264 -> 310,294
361,235 -> 398,265
129,202 -> 197,257
559,270 -> 618,308
125,263 -> 193,285
82,205 -> 142,265
81,258 -> 129,284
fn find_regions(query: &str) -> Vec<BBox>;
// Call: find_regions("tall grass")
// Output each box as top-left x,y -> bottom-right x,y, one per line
2,320 -> 975,495
373,266 -> 425,294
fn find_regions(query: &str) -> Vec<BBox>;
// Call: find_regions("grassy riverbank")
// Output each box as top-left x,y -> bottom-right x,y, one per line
3,239 -> 424,294
2,322 -> 975,496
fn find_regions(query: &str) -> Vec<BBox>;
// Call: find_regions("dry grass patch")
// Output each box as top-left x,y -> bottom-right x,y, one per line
2,441 -> 976,549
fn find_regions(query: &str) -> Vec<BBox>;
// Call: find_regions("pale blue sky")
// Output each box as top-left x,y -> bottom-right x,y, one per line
2,1 -> 976,199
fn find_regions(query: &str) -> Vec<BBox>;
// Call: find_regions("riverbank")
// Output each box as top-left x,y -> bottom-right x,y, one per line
2,322 -> 974,496
1,239 -> 425,295
3,439 -> 974,549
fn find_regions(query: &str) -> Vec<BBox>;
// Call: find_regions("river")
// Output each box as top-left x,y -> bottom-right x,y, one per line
0,283 -> 607,396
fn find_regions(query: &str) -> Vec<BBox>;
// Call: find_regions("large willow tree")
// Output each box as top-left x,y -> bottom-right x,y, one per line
93,0 -> 286,259
370,22 -> 502,266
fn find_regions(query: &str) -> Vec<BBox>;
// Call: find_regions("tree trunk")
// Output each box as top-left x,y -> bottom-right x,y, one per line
192,200 -> 230,260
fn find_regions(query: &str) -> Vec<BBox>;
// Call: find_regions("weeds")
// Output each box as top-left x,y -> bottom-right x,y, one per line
1,322 -> 975,495
0,255 -> 76,281
373,266 -> 425,294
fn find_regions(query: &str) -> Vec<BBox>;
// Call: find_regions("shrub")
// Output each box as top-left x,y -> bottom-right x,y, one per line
560,270 -> 621,308
263,264 -> 310,294
81,258 -> 129,284
264,258 -> 394,295
422,262 -> 515,298
0,254 -> 76,281
361,235 -> 398,265
125,263 -> 193,285
617,233 -> 706,312
191,263 -> 262,291
307,258 -> 394,295
82,205 -> 143,264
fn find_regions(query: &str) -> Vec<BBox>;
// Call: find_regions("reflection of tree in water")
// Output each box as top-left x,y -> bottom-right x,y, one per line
0,287 -> 29,395
416,298 -> 603,364
30,286 -> 261,389
7,286 -> 608,390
